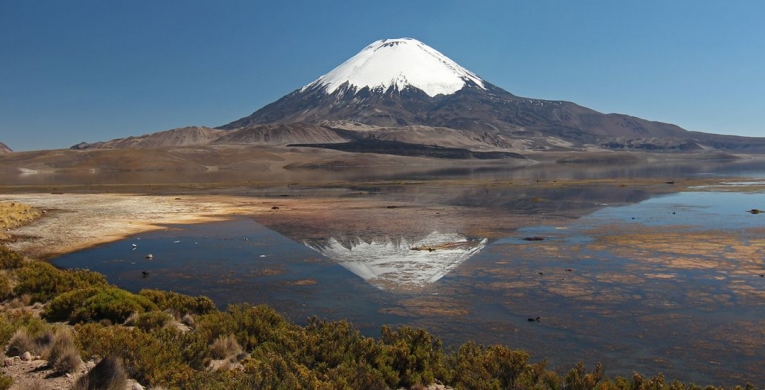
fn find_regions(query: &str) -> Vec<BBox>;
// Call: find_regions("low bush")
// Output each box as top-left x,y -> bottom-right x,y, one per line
379,324 -> 446,388
198,304 -> 301,353
0,273 -> 12,301
0,246 -> 24,270
43,288 -> 103,322
134,311 -> 173,332
14,262 -> 108,302
76,323 -> 208,386
138,289 -> 217,316
44,287 -> 157,324
0,374 -> 11,390
71,288 -> 158,324
0,311 -> 47,347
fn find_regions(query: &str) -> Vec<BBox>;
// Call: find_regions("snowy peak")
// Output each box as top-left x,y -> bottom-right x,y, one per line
302,38 -> 485,98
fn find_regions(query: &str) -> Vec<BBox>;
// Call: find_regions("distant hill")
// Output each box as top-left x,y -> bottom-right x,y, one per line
212,123 -> 348,145
71,126 -> 225,149
0,142 -> 12,154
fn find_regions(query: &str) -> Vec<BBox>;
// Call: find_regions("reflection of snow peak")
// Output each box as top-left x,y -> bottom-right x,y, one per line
307,232 -> 487,290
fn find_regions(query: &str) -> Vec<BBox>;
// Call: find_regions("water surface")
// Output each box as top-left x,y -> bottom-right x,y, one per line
54,163 -> 765,386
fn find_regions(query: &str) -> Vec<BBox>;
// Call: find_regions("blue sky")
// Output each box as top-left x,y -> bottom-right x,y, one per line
1,1 -> 763,151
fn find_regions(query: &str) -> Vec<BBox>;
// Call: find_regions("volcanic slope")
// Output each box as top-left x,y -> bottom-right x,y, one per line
221,38 -> 765,153
72,126 -> 225,149
0,142 -> 12,154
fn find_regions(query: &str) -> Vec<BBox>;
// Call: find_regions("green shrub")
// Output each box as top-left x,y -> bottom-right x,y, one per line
0,374 -> 12,390
14,262 -> 108,302
241,351 -> 319,389
43,288 -> 103,322
379,325 -> 446,388
0,311 -> 47,346
138,289 -> 217,316
446,342 -> 549,389
563,361 -> 604,390
0,272 -> 12,301
71,288 -> 158,324
76,323 -> 209,386
0,246 -> 24,270
135,311 -> 173,332
44,287 -> 158,324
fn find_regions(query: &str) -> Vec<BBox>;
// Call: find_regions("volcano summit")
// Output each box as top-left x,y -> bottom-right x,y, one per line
302,38 -> 486,97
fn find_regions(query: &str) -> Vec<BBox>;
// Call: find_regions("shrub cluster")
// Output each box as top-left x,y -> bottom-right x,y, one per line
138,289 -> 216,316
0,246 -> 24,270
44,287 -> 157,324
14,262 -> 107,302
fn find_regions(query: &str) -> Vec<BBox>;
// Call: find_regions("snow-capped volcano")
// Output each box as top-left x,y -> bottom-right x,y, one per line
217,37 -> 765,153
302,38 -> 485,97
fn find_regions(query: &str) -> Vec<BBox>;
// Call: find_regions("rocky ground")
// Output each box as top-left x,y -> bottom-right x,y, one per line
2,354 -> 145,390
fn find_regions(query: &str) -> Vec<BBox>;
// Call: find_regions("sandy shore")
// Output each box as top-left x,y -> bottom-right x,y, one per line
0,193 -> 269,259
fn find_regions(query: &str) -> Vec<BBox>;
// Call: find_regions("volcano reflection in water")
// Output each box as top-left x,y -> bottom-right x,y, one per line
306,231 -> 487,291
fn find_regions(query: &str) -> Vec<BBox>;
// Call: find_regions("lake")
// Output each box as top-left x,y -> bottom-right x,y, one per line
53,160 -> 765,386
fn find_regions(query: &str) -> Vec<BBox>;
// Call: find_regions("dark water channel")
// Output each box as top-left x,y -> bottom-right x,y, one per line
53,161 -> 765,387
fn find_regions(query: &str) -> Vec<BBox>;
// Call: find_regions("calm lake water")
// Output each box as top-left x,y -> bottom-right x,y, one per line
53,161 -> 765,387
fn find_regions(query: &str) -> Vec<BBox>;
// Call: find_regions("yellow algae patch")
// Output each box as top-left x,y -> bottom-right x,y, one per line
587,228 -> 765,273
476,280 -> 539,291
644,273 -> 677,279
380,297 -> 469,317
243,268 -> 286,277
286,279 -> 318,286
592,272 -> 645,284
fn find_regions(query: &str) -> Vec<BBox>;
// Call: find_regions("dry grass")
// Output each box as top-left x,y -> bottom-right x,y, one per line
0,202 -> 41,239
72,357 -> 127,390
122,312 -> 140,327
45,328 -> 82,374
181,313 -> 195,327
6,328 -> 35,357
210,334 -> 243,360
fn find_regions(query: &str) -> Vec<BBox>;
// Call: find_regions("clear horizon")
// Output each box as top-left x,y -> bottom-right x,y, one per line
1,1 -> 763,151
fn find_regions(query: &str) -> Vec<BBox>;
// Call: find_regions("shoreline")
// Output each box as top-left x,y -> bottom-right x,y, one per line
0,193 -> 267,259
2,173 -> 764,261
